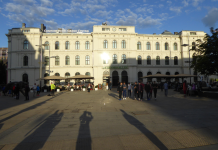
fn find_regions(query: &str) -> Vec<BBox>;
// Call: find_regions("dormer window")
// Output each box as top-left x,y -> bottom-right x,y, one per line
102,28 -> 110,31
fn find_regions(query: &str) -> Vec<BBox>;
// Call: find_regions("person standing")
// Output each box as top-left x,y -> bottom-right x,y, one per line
87,83 -> 91,93
108,81 -> 112,90
122,82 -> 127,100
183,80 -> 187,97
149,82 -> 153,99
137,82 -> 143,101
51,82 -> 56,96
145,82 -> 151,101
152,81 -> 158,100
25,84 -> 30,101
164,81 -> 168,97
32,83 -> 37,97
15,84 -> 20,100
12,85 -> 16,97
36,85 -> 40,96
117,82 -> 123,101
127,83 -> 132,98
134,82 -> 138,100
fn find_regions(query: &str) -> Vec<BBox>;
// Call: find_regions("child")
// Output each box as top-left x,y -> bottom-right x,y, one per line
36,85 -> 40,96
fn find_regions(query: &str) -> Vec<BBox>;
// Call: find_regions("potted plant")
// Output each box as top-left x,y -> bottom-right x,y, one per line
56,87 -> 60,92
95,85 -> 98,91
71,87 -> 74,91
82,86 -> 86,91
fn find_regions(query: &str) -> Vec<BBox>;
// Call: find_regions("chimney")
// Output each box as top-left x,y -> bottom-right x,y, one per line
174,32 -> 178,35
22,23 -> 26,28
41,24 -> 46,32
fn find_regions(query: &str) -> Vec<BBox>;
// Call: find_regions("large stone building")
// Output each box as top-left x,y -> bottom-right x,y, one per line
6,23 -> 206,87
0,47 -> 8,64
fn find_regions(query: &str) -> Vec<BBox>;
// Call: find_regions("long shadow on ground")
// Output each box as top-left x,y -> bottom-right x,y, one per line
120,109 -> 168,150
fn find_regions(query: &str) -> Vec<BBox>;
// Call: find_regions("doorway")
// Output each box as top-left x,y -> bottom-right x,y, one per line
121,71 -> 128,84
112,71 -> 119,86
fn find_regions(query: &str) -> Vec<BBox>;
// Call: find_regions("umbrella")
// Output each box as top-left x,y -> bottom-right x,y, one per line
141,74 -> 170,78
36,75 -> 66,81
172,74 -> 197,78
67,75 -> 94,79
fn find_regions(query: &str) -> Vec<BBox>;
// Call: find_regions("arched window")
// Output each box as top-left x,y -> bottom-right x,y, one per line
147,56 -> 151,65
75,55 -> 80,65
55,41 -> 59,50
121,40 -> 126,48
45,56 -> 49,66
138,55 -> 142,65
138,72 -> 143,82
146,42 -> 151,50
65,72 -> 70,83
55,56 -> 59,66
22,73 -> 28,83
44,73 -> 49,84
23,40 -> 28,49
103,40 -> 108,48
45,41 -> 49,50
174,43 -> 177,50
85,72 -> 91,83
165,42 -> 169,50
137,42 -> 141,50
112,40 -> 117,48
65,56 -> 70,65
75,72 -> 80,75
75,41 -> 80,49
192,42 -> 196,50
65,41 -> 70,49
121,54 -> 126,64
55,73 -> 60,84
156,42 -> 160,50
174,56 -> 178,65
112,54 -> 117,64
156,56 -> 160,65
165,56 -> 169,65
85,41 -> 90,49
85,55 -> 90,65
23,56 -> 28,66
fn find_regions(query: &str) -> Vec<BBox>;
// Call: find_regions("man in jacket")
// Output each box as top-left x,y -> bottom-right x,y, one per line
117,82 -> 123,100
51,82 -> 56,96
108,81 -> 112,90
137,82 -> 143,101
145,82 -> 151,101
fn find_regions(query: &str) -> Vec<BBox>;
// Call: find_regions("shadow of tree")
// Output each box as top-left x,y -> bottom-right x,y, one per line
76,111 -> 93,150
120,109 -> 168,150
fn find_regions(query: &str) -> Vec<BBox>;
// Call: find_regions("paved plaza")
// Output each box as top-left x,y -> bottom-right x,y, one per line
0,89 -> 218,150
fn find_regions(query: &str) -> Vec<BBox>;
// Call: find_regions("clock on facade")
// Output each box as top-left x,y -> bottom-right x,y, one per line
112,28 -> 116,31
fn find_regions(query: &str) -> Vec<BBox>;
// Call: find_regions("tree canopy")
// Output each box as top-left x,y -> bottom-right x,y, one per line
190,27 -> 218,75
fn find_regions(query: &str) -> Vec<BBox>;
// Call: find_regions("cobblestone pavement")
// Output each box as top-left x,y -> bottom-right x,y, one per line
0,89 -> 218,150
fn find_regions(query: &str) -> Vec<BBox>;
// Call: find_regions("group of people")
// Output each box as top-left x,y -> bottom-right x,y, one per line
117,81 -> 160,101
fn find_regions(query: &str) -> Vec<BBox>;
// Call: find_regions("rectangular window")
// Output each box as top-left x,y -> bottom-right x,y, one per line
119,28 -> 127,31
102,28 -> 110,31
190,32 -> 196,35
22,30 -> 30,32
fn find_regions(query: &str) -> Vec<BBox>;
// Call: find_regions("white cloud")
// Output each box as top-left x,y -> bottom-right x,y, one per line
136,7 -> 146,13
192,0 -> 204,7
137,17 -> 162,28
167,1 -> 172,4
170,7 -> 182,13
159,4 -> 164,8
5,3 -> 24,13
212,0 -> 218,1
94,10 -> 113,18
13,0 -> 36,4
40,0 -> 53,7
202,7 -> 218,27
61,21 -> 97,31
182,0 -> 189,6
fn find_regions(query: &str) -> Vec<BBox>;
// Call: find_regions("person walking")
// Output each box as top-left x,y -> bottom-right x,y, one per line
25,84 -> 30,101
134,82 -> 138,100
108,81 -> 112,90
164,81 -> 168,97
12,85 -> 16,97
145,82 -> 151,101
127,83 -> 132,98
15,84 -> 20,100
183,80 -> 187,97
149,82 -> 153,99
87,83 -> 91,93
32,83 -> 37,97
36,85 -> 40,96
152,81 -> 158,100
122,82 -> 127,100
137,82 -> 143,101
117,82 -> 123,101
51,82 -> 56,96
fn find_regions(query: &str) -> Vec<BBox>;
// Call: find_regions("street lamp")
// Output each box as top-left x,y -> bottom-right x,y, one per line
35,43 -> 49,89
181,44 -> 191,84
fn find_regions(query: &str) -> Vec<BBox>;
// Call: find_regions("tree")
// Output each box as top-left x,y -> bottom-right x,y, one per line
190,27 -> 218,75
0,60 -> 7,84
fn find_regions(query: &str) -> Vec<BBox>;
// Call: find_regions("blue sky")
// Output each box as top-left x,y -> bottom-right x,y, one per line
0,0 -> 218,47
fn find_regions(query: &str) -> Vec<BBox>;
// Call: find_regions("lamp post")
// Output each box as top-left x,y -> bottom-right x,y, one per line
35,43 -> 49,89
181,44 -> 191,84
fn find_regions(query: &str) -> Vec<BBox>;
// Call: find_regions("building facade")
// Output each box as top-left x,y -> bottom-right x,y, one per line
0,47 -> 8,64
6,23 -> 206,87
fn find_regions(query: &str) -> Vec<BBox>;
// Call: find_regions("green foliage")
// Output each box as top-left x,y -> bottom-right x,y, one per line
95,85 -> 98,88
190,27 -> 218,75
0,60 -> 7,84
